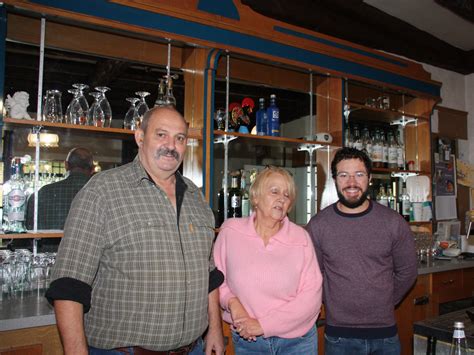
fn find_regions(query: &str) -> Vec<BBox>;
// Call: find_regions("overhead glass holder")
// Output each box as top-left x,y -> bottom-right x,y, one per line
391,171 -> 418,182
212,53 -> 233,221
298,143 -> 325,216
391,93 -> 416,127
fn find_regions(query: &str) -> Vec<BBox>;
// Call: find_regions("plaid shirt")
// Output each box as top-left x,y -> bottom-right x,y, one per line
26,171 -> 90,230
50,156 -> 215,350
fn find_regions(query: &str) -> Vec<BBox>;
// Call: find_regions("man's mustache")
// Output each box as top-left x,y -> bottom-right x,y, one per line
156,147 -> 180,161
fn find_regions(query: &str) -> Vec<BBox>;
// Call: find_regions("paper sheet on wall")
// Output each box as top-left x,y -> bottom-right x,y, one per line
435,195 -> 457,220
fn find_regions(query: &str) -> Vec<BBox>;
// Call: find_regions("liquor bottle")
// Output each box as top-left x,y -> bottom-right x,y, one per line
228,172 -> 242,218
376,184 -> 388,207
399,183 -> 411,222
154,78 -> 166,107
3,158 -> 27,233
396,129 -> 405,170
352,124 -> 363,151
267,94 -> 280,136
372,129 -> 384,168
362,126 -> 373,159
240,170 -> 250,217
381,129 -> 388,168
387,130 -> 398,169
449,321 -> 468,355
256,98 -> 268,136
386,186 -> 396,211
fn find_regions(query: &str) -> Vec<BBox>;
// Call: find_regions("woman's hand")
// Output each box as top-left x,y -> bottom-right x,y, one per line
234,317 -> 264,341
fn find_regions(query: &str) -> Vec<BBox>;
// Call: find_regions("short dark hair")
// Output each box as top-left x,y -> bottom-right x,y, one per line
66,147 -> 94,172
331,147 -> 372,179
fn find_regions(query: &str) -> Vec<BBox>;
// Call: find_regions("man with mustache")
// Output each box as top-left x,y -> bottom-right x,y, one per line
306,147 -> 417,355
46,106 -> 225,355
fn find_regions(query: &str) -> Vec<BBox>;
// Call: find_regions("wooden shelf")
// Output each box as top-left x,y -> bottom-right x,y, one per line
0,232 -> 63,239
213,130 -> 336,148
2,117 -> 203,140
347,102 -> 430,124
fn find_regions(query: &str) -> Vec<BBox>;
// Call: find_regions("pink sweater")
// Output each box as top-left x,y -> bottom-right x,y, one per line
213,214 -> 323,338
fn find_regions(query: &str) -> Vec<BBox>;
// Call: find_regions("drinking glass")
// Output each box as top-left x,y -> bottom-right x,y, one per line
42,90 -> 63,123
135,91 -> 150,128
67,83 -> 90,125
124,97 -> 140,130
88,92 -> 105,127
95,86 -> 112,128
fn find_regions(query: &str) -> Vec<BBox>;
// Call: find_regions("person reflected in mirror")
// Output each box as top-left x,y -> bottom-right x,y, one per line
306,147 -> 417,355
23,147 -> 94,252
45,106 -> 225,355
214,166 -> 323,355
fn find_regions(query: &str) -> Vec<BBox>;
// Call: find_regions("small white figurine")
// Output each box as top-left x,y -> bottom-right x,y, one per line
5,91 -> 32,119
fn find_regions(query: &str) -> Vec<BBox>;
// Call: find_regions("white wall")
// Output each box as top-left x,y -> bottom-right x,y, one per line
422,64 -> 474,165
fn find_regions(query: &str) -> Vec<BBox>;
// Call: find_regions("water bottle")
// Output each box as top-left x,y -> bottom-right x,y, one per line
256,98 -> 267,136
267,94 -> 280,136
450,321 -> 468,355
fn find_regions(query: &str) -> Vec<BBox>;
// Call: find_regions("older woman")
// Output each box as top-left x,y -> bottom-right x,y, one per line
214,166 -> 323,355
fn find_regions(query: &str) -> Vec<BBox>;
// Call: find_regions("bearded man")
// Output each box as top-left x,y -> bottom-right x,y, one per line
306,147 -> 417,355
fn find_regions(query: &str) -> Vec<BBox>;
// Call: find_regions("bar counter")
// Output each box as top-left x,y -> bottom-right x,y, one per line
1,258 -> 474,332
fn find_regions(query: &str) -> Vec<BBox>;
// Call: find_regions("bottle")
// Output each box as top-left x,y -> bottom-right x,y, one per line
450,321 -> 468,355
386,186 -> 396,211
362,126 -> 373,159
381,129 -> 388,168
352,124 -> 363,151
376,184 -> 388,207
387,130 -> 398,169
256,98 -> 268,136
3,158 -> 27,233
399,183 -> 411,222
154,78 -> 166,107
240,170 -> 250,217
372,129 -> 384,168
267,94 -> 280,136
396,129 -> 405,170
228,172 -> 242,218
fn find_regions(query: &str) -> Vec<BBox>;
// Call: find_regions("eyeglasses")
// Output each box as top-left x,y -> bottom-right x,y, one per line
336,171 -> 368,182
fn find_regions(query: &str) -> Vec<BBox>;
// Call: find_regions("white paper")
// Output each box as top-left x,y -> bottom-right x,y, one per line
435,195 -> 457,220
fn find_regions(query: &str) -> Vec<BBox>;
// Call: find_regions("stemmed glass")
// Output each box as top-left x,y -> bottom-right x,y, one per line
95,86 -> 112,128
135,91 -> 150,128
124,97 -> 140,130
88,92 -> 105,127
69,83 -> 89,125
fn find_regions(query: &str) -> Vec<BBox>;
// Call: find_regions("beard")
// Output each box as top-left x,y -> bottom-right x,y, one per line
336,182 -> 370,209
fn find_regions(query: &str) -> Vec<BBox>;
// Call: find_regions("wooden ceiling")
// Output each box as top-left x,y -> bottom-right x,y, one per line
242,0 -> 474,75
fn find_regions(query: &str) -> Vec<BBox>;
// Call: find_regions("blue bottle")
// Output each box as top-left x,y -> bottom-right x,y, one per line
267,94 -> 280,136
256,98 -> 267,136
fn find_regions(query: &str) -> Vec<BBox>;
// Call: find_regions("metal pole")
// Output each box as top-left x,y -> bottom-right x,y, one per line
223,53 -> 230,221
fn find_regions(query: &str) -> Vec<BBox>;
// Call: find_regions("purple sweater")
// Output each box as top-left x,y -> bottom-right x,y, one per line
306,200 -> 417,339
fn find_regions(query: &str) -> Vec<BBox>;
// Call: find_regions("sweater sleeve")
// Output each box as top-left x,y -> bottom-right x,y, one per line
257,234 -> 323,338
306,218 -> 324,275
392,217 -> 418,305
213,229 -> 237,310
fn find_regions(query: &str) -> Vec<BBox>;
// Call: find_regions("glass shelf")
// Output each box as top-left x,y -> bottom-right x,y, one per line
347,102 -> 430,124
3,117 -> 202,140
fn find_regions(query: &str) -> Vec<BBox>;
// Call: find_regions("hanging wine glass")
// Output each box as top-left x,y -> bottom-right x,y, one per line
163,74 -> 178,107
94,86 -> 112,128
124,97 -> 140,130
87,92 -> 105,127
135,91 -> 150,128
71,83 -> 89,125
